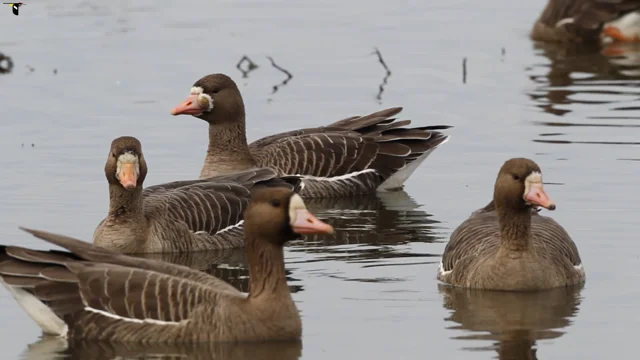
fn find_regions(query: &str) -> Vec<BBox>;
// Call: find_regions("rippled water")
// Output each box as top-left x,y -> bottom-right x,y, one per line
1,0 -> 640,359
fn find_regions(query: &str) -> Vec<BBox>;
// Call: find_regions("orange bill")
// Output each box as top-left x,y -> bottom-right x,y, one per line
118,163 -> 138,189
171,94 -> 203,115
603,26 -> 640,42
525,183 -> 556,210
291,209 -> 334,235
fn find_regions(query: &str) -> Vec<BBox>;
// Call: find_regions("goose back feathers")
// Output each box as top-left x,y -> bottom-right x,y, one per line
0,188 -> 334,342
170,74 -> 450,198
93,136 -> 302,253
438,158 -> 585,291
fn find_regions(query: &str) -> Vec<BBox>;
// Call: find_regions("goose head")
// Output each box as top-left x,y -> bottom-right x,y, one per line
104,136 -> 148,191
493,158 -> 556,212
244,188 -> 334,245
170,73 -> 244,125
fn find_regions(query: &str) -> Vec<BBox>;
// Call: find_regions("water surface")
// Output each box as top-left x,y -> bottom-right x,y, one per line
1,0 -> 640,359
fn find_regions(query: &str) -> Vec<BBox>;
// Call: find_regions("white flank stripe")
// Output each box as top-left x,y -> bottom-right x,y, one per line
217,220 -> 244,234
298,169 -> 377,182
194,220 -> 244,236
84,307 -> 185,326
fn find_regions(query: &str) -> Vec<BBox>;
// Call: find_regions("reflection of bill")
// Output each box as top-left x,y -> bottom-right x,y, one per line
601,42 -> 640,77
3,2 -> 25,16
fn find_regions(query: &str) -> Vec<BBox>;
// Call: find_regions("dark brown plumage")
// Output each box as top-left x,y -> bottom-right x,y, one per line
93,136 -> 302,253
531,0 -> 640,43
170,74 -> 451,198
0,188 -> 333,343
438,158 -> 585,291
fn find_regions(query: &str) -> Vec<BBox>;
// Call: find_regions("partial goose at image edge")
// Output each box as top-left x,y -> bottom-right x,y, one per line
531,0 -> 640,45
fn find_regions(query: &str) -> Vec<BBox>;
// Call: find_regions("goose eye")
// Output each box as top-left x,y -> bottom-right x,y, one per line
512,174 -> 520,181
212,89 -> 220,94
270,199 -> 281,207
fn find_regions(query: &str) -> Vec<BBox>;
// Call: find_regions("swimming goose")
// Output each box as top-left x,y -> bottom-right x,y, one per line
438,158 -> 585,291
93,136 -> 302,253
170,73 -> 450,198
531,0 -> 640,43
0,188 -> 334,342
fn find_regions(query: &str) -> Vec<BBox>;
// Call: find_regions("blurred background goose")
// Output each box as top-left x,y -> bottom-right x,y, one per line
170,74 -> 450,198
0,188 -> 333,342
531,0 -> 640,43
438,158 -> 585,291
93,136 -> 302,253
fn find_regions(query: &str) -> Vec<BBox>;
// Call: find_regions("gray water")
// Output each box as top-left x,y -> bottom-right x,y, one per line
1,0 -> 639,359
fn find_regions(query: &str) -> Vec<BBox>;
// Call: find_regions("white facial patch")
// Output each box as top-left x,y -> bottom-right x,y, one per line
190,86 -> 214,112
523,171 -> 542,200
115,152 -> 140,180
288,194 -> 306,225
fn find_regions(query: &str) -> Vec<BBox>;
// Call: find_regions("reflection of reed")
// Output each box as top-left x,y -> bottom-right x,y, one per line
236,55 -> 259,78
373,47 -> 392,103
462,57 -> 467,84
290,191 -> 444,264
0,52 -> 13,74
21,336 -> 302,360
267,56 -> 293,94
440,284 -> 583,359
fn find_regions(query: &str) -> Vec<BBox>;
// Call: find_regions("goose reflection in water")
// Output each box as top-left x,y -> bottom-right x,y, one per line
20,336 -> 302,360
128,190 -> 442,291
529,41 -> 640,116
527,41 -> 640,148
292,190 -> 444,262
439,284 -> 584,360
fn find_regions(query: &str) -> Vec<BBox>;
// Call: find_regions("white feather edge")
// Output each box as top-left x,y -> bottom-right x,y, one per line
437,261 -> 451,278
1,280 -> 69,337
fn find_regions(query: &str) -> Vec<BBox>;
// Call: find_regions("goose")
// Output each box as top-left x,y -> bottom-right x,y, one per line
0,188 -> 334,342
169,73 -> 450,198
438,158 -> 585,291
531,0 -> 640,43
93,136 -> 301,253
